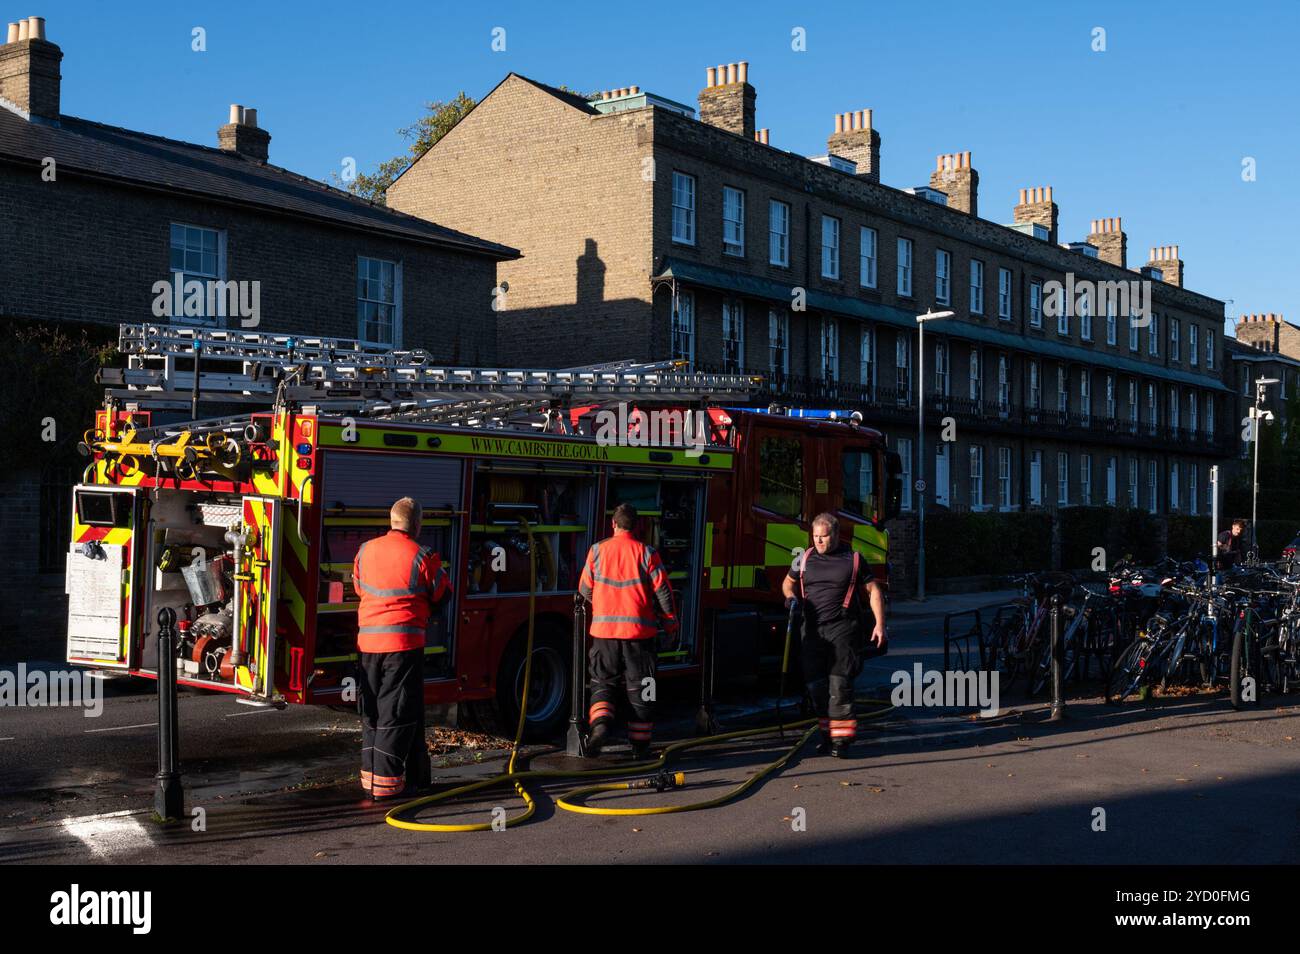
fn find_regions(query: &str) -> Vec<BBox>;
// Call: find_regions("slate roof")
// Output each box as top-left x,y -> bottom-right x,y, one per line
0,106 -> 518,259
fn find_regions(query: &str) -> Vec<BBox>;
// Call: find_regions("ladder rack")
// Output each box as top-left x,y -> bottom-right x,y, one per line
100,324 -> 763,429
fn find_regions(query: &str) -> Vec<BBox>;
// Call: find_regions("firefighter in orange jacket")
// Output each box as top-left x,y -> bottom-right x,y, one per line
578,502 -> 677,758
352,497 -> 450,800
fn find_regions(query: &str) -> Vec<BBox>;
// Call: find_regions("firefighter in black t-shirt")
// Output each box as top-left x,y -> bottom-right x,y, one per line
782,512 -> 887,757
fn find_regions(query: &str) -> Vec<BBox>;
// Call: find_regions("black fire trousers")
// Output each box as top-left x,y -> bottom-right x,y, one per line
801,616 -> 862,740
588,637 -> 657,742
359,649 -> 429,797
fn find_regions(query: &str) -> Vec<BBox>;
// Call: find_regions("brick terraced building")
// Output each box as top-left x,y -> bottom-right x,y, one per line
388,65 -> 1235,588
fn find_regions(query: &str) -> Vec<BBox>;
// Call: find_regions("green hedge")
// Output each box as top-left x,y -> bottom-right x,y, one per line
1108,508 -> 1163,565
1059,507 -> 1109,570
1254,519 -> 1299,559
0,320 -> 119,478
923,511 -> 1052,579
1166,515 -> 1213,561
1058,506 -> 1161,570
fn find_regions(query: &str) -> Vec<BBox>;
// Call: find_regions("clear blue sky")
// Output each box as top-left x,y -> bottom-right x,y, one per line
35,0 -> 1300,334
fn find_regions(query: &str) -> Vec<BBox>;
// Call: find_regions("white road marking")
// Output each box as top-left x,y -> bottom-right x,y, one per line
84,722 -> 157,734
61,810 -> 154,859
225,708 -> 279,717
0,737 -> 14,742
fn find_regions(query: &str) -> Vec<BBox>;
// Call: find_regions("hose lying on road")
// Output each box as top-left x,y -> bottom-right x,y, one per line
384,523 -> 893,832
384,705 -> 893,831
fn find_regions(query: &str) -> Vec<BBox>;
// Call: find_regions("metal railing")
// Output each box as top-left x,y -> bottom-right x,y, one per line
707,364 -> 1234,455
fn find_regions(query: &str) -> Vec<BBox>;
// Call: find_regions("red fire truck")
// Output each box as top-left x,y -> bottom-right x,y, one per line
67,325 -> 900,736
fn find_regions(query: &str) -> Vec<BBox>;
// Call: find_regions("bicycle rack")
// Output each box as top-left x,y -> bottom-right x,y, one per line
943,602 -> 1017,672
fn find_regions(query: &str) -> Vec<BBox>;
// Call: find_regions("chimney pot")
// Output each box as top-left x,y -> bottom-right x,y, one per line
738,61 -> 748,83
16,18 -> 27,39
6,21 -> 17,43
229,103 -> 244,124
835,113 -> 844,133
244,107 -> 257,128
725,63 -> 735,84
27,16 -> 43,40
706,66 -> 716,87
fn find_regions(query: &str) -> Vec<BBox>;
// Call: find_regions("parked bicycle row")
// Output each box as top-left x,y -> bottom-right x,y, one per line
979,555 -> 1300,708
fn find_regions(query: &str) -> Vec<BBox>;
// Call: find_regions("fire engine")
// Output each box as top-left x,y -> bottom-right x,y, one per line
67,324 -> 901,737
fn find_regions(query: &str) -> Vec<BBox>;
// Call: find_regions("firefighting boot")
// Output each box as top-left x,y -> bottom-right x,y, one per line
586,721 -> 610,756
830,739 -> 852,759
630,741 -> 652,762
813,719 -> 832,755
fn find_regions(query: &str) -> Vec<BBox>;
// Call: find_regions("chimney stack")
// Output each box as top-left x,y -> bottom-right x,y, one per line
929,152 -> 977,216
218,103 -> 271,162
826,109 -> 881,182
1013,186 -> 1058,245
1086,217 -> 1127,268
1146,245 -> 1183,287
1236,313 -> 1285,353
698,61 -> 755,140
0,15 -> 61,120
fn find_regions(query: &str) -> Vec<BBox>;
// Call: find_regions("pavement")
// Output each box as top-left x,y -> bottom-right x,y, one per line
3,588 -> 1299,864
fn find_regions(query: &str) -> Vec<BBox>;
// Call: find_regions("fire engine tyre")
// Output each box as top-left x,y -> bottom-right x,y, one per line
471,624 -> 570,741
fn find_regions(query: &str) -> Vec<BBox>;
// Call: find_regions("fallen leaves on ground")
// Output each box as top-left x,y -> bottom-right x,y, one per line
425,727 -> 511,756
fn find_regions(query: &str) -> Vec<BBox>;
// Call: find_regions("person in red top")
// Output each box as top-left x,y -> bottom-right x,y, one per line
578,502 -> 677,758
352,496 -> 450,800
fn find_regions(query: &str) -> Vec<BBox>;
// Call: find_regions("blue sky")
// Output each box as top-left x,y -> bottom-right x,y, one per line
34,0 -> 1300,334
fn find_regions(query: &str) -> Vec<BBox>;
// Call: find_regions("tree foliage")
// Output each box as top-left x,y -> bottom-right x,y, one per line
1229,387 -> 1300,523
338,92 -> 478,203
0,321 -> 119,478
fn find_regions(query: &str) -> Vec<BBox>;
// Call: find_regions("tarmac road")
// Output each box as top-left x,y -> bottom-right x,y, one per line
3,591 -> 1299,864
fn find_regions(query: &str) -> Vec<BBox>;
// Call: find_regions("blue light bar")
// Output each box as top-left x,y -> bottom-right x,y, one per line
726,406 -> 856,420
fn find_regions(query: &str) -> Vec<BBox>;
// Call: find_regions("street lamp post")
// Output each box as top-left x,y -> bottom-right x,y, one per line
915,309 -> 954,602
1250,377 -> 1278,558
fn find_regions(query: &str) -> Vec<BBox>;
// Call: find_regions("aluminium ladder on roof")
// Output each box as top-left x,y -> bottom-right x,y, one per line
99,323 -> 762,430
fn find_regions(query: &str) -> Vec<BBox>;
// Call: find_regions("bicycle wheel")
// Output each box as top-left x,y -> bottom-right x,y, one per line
1106,637 -> 1150,704
1230,626 -> 1262,710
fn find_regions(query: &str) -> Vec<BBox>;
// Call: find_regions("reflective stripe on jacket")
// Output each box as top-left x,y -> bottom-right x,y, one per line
578,531 -> 675,639
353,530 -> 450,653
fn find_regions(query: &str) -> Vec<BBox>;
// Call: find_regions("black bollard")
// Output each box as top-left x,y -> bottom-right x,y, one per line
155,607 -> 185,821
1048,594 -> 1067,722
565,594 -> 587,756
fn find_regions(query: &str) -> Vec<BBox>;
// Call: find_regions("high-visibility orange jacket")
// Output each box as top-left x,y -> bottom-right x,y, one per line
578,530 -> 676,639
353,530 -> 450,653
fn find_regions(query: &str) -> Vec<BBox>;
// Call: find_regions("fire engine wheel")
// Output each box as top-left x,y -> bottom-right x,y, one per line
472,625 -> 570,741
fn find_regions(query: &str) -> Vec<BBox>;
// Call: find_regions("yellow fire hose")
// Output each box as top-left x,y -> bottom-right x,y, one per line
384,526 -> 893,832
